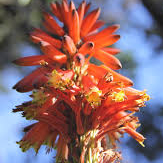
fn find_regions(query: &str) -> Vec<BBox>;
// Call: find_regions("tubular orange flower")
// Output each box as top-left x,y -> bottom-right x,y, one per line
13,0 -> 150,163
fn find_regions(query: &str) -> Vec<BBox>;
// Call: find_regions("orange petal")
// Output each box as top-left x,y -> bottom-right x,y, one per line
62,35 -> 77,55
77,1 -> 86,27
43,12 -> 64,36
88,63 -> 107,79
18,122 -> 50,153
94,34 -> 120,48
32,74 -> 48,89
124,87 -> 141,96
76,109 -> 84,135
69,1 -> 76,29
78,42 -> 94,55
82,75 -> 96,92
13,67 -> 48,92
69,0 -> 76,11
43,21 -> 55,34
124,126 -> 145,145
93,49 -> 122,70
69,10 -> 80,44
102,47 -> 120,55
89,20 -> 105,33
99,82 -> 123,94
101,65 -> 133,87
31,29 -> 62,49
85,24 -> 120,42
85,2 -> 91,14
41,41 -> 67,64
51,2 -> 63,22
63,0 -> 68,5
36,114 -> 68,136
13,55 -> 46,66
88,64 -> 133,87
81,8 -> 101,37
61,0 -> 70,27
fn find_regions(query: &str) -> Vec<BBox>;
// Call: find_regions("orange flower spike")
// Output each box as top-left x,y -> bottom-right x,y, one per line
13,1 -> 151,162
51,2 -> 63,22
78,42 -> 94,55
62,35 -> 77,55
81,8 -> 101,37
102,47 -> 120,55
93,49 -> 122,70
85,24 -> 120,42
89,20 -> 105,33
77,1 -> 86,27
43,12 -> 64,36
40,41 -> 67,64
31,29 -> 62,49
94,34 -> 120,49
13,55 -> 46,66
69,9 -> 80,45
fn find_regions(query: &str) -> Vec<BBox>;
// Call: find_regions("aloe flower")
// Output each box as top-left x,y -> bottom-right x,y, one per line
13,0 -> 150,162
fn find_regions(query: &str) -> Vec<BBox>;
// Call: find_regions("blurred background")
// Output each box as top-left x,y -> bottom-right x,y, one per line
0,0 -> 163,162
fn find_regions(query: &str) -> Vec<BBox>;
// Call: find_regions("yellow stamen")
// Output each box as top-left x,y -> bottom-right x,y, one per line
86,87 -> 102,107
112,90 -> 125,102
32,90 -> 47,105
138,140 -> 145,147
48,70 -> 71,90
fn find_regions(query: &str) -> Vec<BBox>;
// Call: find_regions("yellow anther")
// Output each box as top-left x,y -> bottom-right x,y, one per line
136,90 -> 150,106
138,140 -> 145,147
140,90 -> 150,101
112,90 -> 125,102
48,70 -> 62,88
32,90 -> 47,105
48,70 -> 71,90
86,87 -> 102,107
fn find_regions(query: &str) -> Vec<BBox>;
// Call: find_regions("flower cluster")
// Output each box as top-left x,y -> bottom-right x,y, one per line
13,0 -> 150,162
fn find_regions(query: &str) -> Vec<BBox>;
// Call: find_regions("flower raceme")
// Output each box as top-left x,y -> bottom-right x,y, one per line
13,0 -> 150,162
